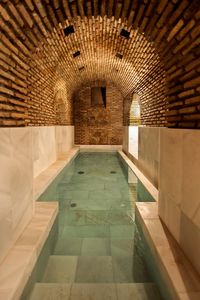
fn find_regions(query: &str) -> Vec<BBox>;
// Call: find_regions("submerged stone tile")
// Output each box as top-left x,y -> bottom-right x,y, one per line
53,238 -> 83,256
116,283 -> 162,300
107,210 -> 133,225
85,210 -> 109,225
110,225 -> 135,239
68,198 -> 108,211
62,225 -> 110,239
81,238 -> 111,256
29,283 -> 71,300
75,256 -> 114,283
70,283 -> 117,300
110,239 -> 134,256
42,256 -> 78,283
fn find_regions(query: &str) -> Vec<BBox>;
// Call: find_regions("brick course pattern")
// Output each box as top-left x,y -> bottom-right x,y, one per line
0,1 -> 199,128
74,82 -> 123,145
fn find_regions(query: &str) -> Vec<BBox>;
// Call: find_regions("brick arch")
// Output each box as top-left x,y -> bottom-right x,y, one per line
0,1 -> 199,128
27,16 -> 166,126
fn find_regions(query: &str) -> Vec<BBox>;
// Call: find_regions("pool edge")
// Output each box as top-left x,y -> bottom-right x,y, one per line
118,150 -> 158,202
0,202 -> 59,300
34,147 -> 80,201
136,202 -> 200,300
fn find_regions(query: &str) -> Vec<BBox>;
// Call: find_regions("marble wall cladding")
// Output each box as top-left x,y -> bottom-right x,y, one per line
159,128 -> 200,274
138,127 -> 160,188
125,126 -> 160,187
33,126 -> 74,178
0,128 -> 34,264
33,127 -> 57,178
128,126 -> 139,159
0,125 -> 74,263
55,126 -> 74,156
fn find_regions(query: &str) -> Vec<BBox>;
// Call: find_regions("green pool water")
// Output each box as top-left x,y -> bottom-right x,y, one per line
26,152 -> 163,300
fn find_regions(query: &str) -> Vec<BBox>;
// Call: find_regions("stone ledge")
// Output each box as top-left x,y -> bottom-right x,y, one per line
34,147 -> 79,200
0,202 -> 58,300
77,145 -> 122,152
118,150 -> 158,201
136,202 -> 200,300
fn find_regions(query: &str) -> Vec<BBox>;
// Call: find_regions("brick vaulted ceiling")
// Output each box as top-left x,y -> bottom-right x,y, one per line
0,1 -> 200,128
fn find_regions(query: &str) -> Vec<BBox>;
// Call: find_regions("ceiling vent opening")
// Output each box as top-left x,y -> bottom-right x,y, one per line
120,29 -> 130,39
116,53 -> 123,59
78,66 -> 85,71
73,51 -> 81,58
64,25 -> 75,36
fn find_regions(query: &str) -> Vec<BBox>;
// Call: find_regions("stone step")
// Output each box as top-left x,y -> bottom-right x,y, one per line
42,254 -> 150,283
54,237 -> 135,256
29,282 -> 162,300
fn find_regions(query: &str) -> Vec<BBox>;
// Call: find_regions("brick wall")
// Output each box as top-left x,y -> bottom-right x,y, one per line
0,1 -> 199,128
74,82 -> 123,145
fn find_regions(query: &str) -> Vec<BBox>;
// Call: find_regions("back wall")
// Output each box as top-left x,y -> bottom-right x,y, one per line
74,83 -> 123,145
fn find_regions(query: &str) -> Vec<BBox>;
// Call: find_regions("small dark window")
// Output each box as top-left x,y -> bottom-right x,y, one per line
78,66 -> 85,71
91,87 -> 106,108
64,25 -> 74,36
116,53 -> 123,59
120,29 -> 130,39
101,87 -> 106,108
73,51 -> 81,58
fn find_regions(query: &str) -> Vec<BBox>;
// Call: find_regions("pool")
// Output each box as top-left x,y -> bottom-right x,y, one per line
24,152 -> 163,299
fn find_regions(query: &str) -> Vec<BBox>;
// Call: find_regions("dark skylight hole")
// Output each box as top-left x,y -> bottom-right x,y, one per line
78,66 -> 85,71
116,53 -> 123,59
73,51 -> 81,58
120,29 -> 130,39
64,25 -> 74,36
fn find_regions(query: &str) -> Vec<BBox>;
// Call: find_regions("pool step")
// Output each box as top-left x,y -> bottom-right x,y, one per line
29,282 -> 162,300
41,254 -> 150,284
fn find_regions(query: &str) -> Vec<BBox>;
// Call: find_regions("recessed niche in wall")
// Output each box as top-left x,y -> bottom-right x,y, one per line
73,50 -> 81,57
116,53 -> 123,59
64,25 -> 75,36
91,87 -> 106,108
130,93 -> 141,125
120,29 -> 130,39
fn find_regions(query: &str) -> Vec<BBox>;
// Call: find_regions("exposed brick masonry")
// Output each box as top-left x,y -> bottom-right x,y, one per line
74,82 -> 123,145
0,1 -> 200,128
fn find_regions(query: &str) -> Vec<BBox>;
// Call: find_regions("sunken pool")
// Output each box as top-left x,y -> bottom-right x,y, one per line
22,152 -> 164,300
